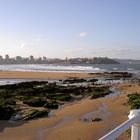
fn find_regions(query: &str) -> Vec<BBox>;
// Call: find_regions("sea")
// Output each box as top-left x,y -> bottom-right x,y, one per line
0,64 -> 140,73
0,64 -> 140,85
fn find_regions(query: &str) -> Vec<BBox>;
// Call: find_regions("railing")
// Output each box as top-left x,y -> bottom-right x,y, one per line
99,110 -> 140,140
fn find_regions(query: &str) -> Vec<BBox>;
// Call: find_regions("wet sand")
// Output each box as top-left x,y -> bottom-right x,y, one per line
0,71 -> 95,79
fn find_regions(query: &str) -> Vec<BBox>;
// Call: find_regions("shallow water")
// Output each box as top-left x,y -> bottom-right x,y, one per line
80,103 -> 111,122
105,88 -> 121,99
80,88 -> 120,122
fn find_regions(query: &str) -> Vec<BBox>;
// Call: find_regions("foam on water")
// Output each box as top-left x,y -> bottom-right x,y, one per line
0,64 -> 104,73
0,64 -> 139,73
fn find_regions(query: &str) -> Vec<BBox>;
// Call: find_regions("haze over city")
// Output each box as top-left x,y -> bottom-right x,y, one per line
0,0 -> 140,59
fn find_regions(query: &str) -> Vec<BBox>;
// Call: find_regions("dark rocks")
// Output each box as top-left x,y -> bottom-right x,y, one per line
63,78 -> 87,84
0,80 -> 112,120
0,105 -> 15,120
105,72 -> 133,78
87,79 -> 98,83
23,98 -> 47,107
44,103 -> 58,109
90,86 -> 111,99
92,118 -> 102,122
23,109 -> 49,120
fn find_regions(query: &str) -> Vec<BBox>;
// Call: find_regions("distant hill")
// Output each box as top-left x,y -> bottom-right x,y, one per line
90,57 -> 120,64
114,59 -> 140,64
68,57 -> 120,64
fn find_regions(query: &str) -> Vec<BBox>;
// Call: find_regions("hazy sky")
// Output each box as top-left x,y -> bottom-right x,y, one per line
0,0 -> 140,59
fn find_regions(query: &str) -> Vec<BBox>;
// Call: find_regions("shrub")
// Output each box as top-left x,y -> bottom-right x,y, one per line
128,93 -> 140,109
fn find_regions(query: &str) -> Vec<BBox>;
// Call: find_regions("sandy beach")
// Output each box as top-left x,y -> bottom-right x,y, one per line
0,71 -> 139,140
0,0 -> 139,139
0,71 -> 95,79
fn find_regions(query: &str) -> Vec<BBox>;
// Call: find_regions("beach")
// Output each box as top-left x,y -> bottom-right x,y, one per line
0,71 -> 139,140
0,71 -> 94,79
1,0 -> 140,139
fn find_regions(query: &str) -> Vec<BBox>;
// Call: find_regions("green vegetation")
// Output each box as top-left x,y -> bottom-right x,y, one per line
128,93 -> 140,109
90,86 -> 111,99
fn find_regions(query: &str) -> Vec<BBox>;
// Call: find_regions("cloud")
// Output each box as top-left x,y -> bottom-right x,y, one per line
78,32 -> 88,37
19,38 -> 44,49
19,42 -> 28,48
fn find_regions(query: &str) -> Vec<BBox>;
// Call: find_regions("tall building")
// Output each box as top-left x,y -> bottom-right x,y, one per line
5,54 -> 10,64
5,54 -> 9,60
22,58 -> 29,64
16,56 -> 22,63
29,55 -> 35,63
43,56 -> 47,61
0,55 -> 3,64
65,57 -> 69,63
0,55 -> 3,60
30,55 -> 34,61
38,57 -> 42,61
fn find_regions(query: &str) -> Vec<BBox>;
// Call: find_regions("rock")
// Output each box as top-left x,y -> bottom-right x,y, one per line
92,118 -> 102,122
63,78 -> 87,84
23,109 -> 49,120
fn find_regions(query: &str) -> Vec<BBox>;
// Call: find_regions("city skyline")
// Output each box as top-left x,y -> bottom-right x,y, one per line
0,54 -> 120,64
0,0 -> 140,59
0,54 -> 140,61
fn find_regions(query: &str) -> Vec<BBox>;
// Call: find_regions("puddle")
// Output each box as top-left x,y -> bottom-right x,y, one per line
104,88 -> 121,99
8,112 -> 22,123
80,88 -> 121,122
80,103 -> 111,122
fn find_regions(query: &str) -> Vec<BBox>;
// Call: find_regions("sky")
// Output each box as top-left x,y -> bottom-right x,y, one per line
0,0 -> 140,59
